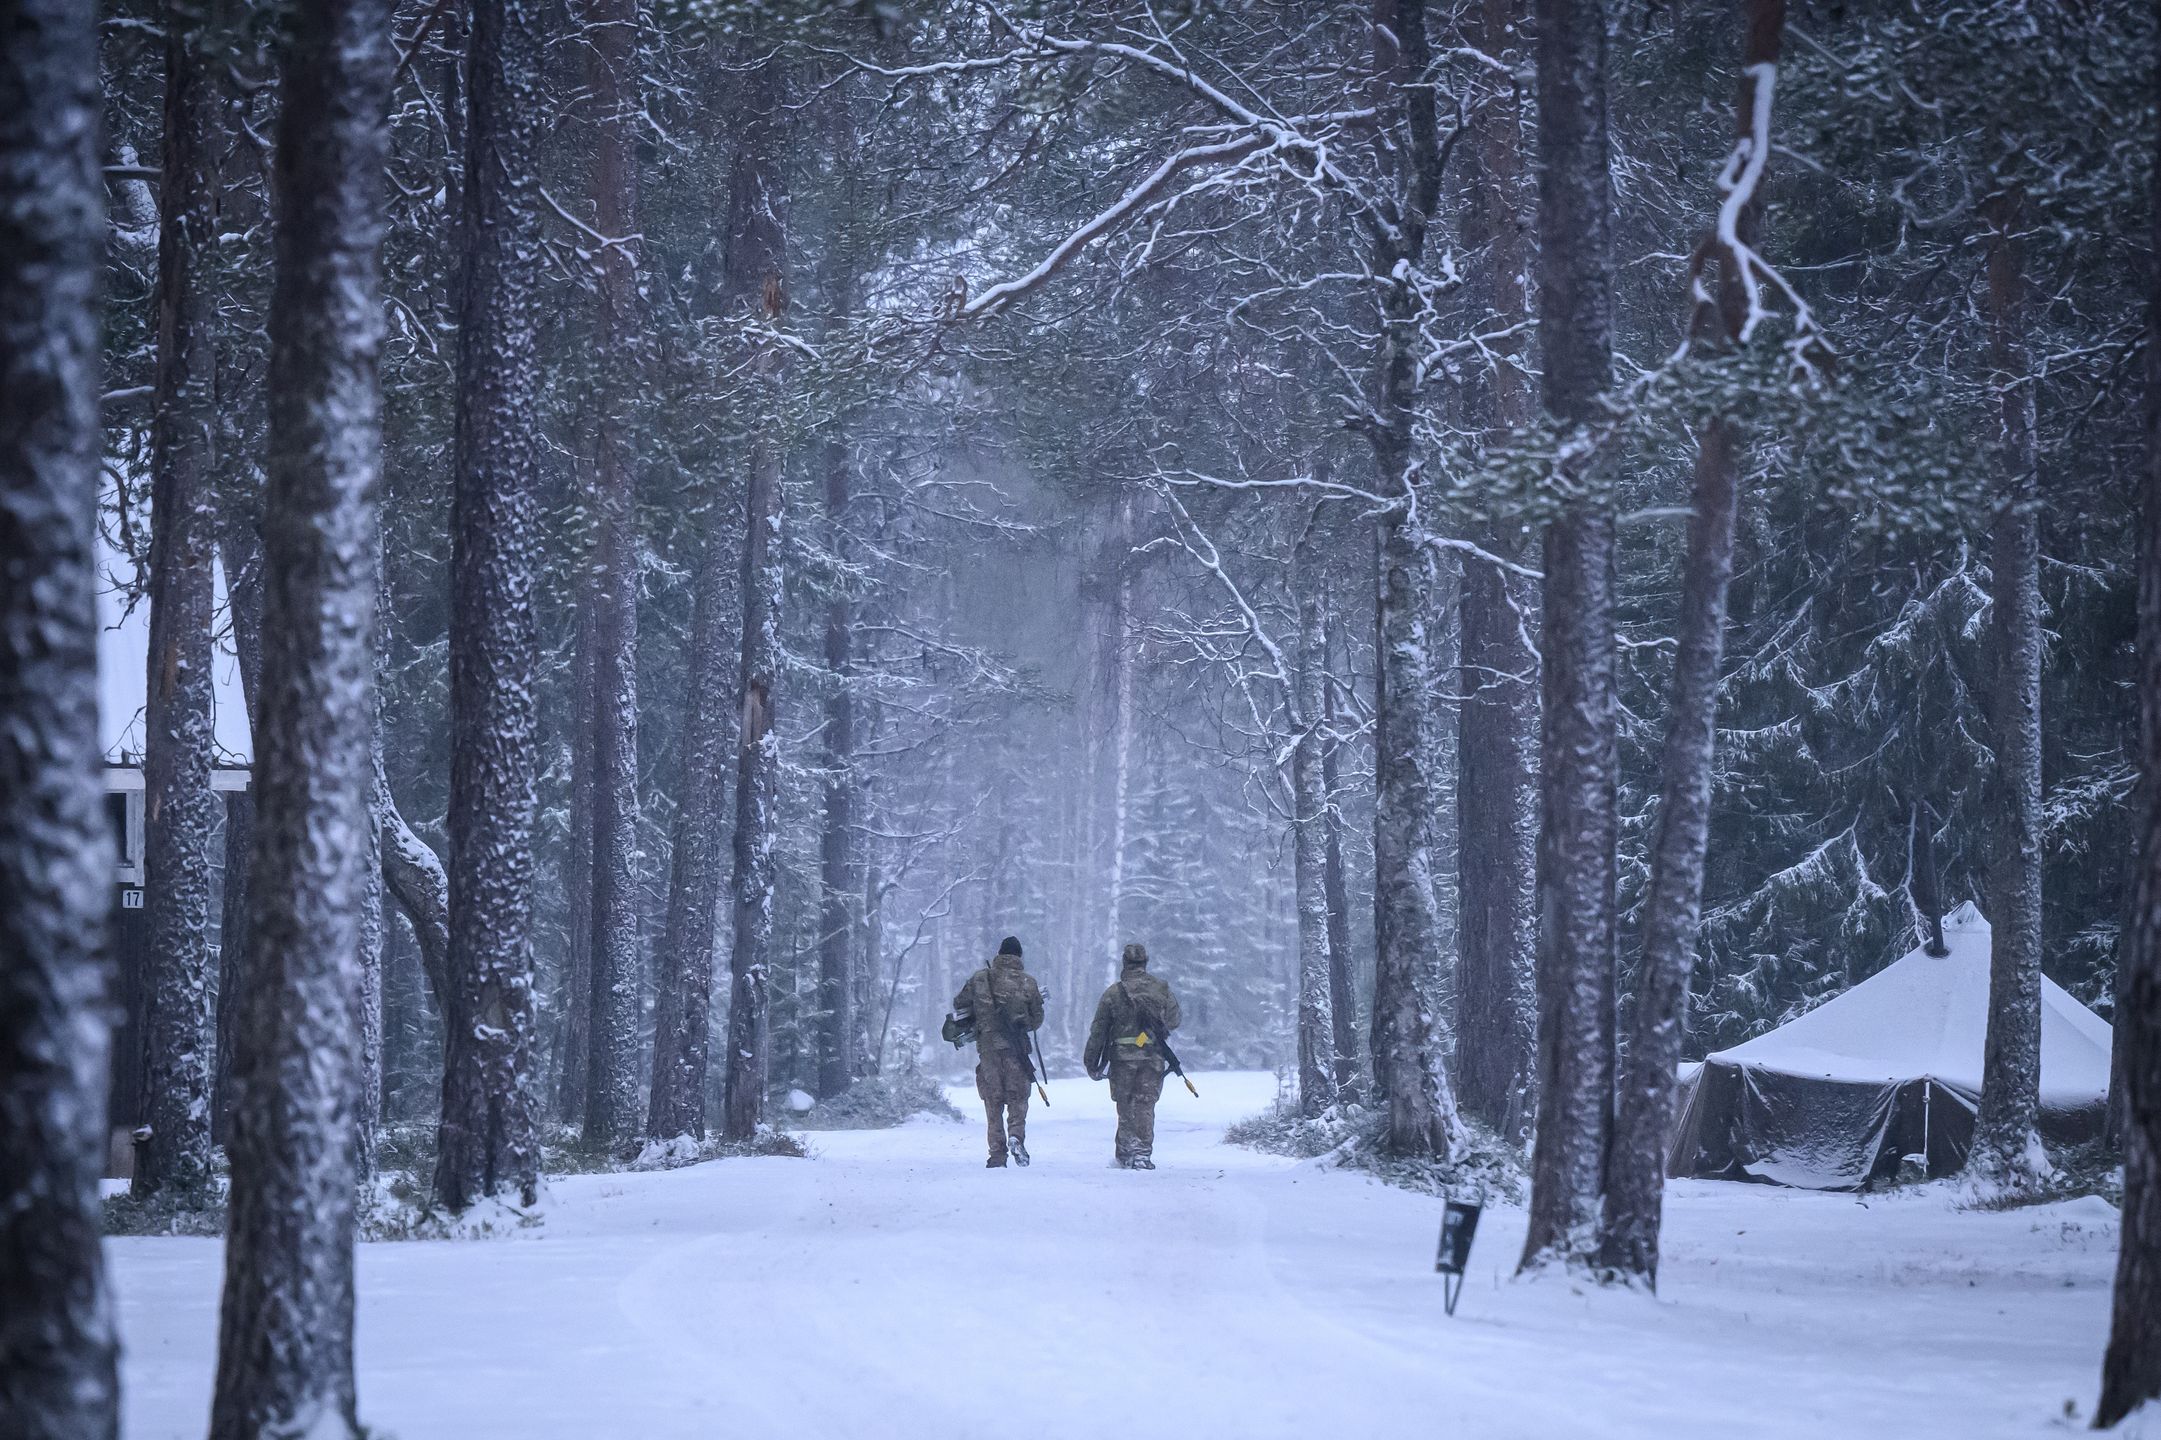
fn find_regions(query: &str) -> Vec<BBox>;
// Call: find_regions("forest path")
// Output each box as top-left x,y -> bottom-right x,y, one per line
109,1070 -> 2121,1439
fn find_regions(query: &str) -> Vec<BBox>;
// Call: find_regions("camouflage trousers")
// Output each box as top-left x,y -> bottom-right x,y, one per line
1109,1056 -> 1166,1163
976,1050 -> 1032,1163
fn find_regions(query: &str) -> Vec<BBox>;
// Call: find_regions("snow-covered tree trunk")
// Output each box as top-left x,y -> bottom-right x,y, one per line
434,0 -> 543,1213
2097,85 -> 2161,1425
136,0 -> 224,1202
1601,0 -> 1782,1288
1101,511 -> 1137,968
1365,0 -> 1460,1161
1453,0 -> 1540,1145
212,513 -> 262,1145
1969,185 -> 2050,1193
0,4 -> 120,1428
1292,593 -> 1337,1114
818,435 -> 858,1100
722,427 -> 784,1142
1520,0 -> 1620,1276
647,538 -> 730,1140
553,607 -> 595,1121
1320,608 -> 1361,1101
376,755 -> 448,1016
207,0 -> 389,1427
721,62 -> 789,1143
579,0 -> 644,1150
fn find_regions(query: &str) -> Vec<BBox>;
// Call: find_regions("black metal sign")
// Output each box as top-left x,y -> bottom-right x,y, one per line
1435,1198 -> 1482,1315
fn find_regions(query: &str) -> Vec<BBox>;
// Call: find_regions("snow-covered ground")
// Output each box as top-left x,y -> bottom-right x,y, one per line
107,1071 -> 2126,1439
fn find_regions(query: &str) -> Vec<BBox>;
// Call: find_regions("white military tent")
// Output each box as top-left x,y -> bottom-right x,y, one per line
1669,902 -> 2114,1189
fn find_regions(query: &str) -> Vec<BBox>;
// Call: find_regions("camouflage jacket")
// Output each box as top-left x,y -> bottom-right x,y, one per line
1084,962 -> 1181,1075
953,953 -> 1044,1056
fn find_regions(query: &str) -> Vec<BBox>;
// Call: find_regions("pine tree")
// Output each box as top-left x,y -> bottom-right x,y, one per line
435,0 -> 544,1212
2095,28 -> 2161,1424
208,0 -> 390,1429
721,56 -> 792,1143
135,0 -> 225,1202
1520,0 -> 1620,1276
578,0 -> 645,1150
0,2 -> 120,1430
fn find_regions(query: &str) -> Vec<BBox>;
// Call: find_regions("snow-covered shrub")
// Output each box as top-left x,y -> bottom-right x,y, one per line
628,1127 -> 811,1171
1225,1098 -> 1525,1203
786,1063 -> 965,1131
101,1184 -> 228,1238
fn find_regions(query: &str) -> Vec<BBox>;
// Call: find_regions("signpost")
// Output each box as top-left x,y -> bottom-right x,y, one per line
1435,1197 -> 1482,1316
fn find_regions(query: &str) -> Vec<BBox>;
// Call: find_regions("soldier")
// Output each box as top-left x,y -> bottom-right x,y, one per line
953,936 -> 1045,1168
1084,943 -> 1182,1169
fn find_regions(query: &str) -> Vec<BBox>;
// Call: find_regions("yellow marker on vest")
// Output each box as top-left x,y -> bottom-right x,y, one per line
1136,1032 -> 1150,1046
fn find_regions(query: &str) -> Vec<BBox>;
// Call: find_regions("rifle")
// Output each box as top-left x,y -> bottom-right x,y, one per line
1121,982 -> 1199,1098
990,984 -> 1051,1107
1030,1024 -> 1052,1105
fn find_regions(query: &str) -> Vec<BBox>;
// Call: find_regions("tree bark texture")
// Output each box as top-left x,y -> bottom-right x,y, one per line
212,513 -> 262,1144
553,605 -> 595,1122
1294,596 -> 1337,1116
207,0 -> 389,1430
647,539 -> 732,1140
1453,0 -> 1540,1144
579,0 -> 644,1149
1600,0 -> 1780,1288
1971,186 -> 2050,1192
720,61 -> 790,1143
0,3 -> 120,1430
435,0 -> 543,1212
1521,0 -> 1620,1275
377,757 -> 449,1018
1364,0 -> 1462,1162
1321,612 -> 1360,1101
2095,50 -> 2161,1421
817,436 -> 858,1101
136,0 -> 224,1201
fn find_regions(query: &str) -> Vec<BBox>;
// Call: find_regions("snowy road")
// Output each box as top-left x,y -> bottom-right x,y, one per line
109,1071 -> 2124,1439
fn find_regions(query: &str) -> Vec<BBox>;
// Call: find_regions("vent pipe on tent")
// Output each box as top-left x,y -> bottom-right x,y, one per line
1908,802 -> 1949,957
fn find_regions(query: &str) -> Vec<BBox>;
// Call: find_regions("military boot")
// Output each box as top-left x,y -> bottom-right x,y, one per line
1009,1135 -> 1030,1167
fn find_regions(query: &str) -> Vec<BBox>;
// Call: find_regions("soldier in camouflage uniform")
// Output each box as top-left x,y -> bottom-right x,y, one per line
954,936 -> 1045,1167
1084,943 -> 1182,1169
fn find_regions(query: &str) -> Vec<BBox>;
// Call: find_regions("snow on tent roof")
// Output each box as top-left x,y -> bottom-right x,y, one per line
1707,901 -> 2112,1109
97,519 -> 252,767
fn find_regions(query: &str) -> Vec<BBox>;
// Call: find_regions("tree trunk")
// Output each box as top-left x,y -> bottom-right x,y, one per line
0,3 -> 120,1428
579,0 -> 644,1150
720,61 -> 789,1142
207,0 -> 389,1429
1294,595 -> 1337,1116
1520,0 -> 1620,1275
1970,184 -> 2050,1193
646,537 -> 731,1140
553,604 -> 595,1121
818,436 -> 857,1100
136,0 -> 224,1202
1363,0 -> 1462,1162
434,0 -> 543,1213
1600,0 -> 1782,1288
1453,0 -> 1540,1145
2095,51 -> 2161,1423
212,494 -> 264,1144
1320,610 -> 1360,1101
377,757 -> 449,1017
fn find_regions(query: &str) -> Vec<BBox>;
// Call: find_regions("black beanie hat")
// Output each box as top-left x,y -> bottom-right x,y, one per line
999,935 -> 1023,957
